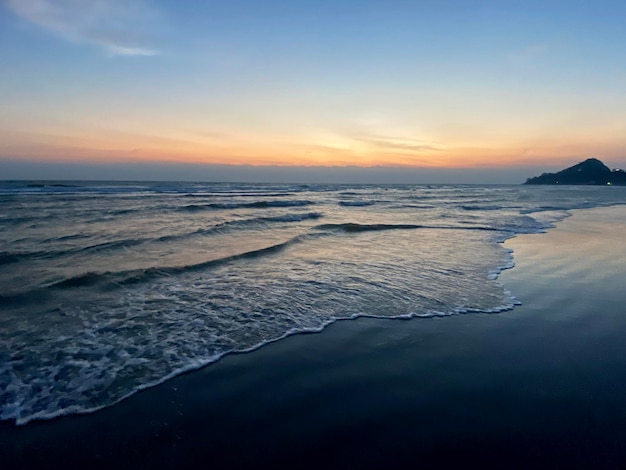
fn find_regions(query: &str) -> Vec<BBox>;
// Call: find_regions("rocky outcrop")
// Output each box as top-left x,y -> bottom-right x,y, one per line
524,158 -> 626,185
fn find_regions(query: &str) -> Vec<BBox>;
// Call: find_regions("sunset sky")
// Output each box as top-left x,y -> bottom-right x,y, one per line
2,0 -> 626,182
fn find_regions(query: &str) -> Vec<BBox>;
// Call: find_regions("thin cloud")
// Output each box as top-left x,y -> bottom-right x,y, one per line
2,0 -> 159,56
349,133 -> 441,153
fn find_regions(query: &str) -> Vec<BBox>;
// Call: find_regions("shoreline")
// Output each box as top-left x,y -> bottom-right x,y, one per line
2,205 -> 626,468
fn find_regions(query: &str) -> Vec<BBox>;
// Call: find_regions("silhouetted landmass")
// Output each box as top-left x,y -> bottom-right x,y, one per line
524,158 -> 626,185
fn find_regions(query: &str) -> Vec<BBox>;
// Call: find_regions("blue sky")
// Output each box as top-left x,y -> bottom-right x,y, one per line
1,0 -> 626,182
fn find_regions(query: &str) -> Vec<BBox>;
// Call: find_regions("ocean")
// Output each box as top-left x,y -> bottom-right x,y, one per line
2,181 -> 626,427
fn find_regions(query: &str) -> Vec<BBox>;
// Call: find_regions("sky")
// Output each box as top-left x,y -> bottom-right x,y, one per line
1,0 -> 626,183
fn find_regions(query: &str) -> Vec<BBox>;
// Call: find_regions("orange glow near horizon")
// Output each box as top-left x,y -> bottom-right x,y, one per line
3,132 -> 623,170
2,111 -> 626,171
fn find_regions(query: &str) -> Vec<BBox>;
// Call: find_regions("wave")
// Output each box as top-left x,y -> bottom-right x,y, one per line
520,205 -> 578,214
54,239 -> 151,260
0,239 -> 149,266
0,216 -> 36,225
179,200 -> 314,212
461,205 -> 514,211
398,204 -> 436,209
0,213 -> 60,225
338,201 -> 376,207
47,235 -> 309,291
26,183 -> 78,189
155,212 -> 323,243
82,203 -> 198,223
0,252 -> 40,266
261,212 -> 323,223
106,208 -> 139,216
3,212 -> 324,267
183,192 -> 297,198
315,223 -> 423,233
315,222 -> 506,234
76,238 -> 148,253
54,234 -> 92,243
84,200 -> 317,222
49,272 -> 105,289
0,222 -> 522,426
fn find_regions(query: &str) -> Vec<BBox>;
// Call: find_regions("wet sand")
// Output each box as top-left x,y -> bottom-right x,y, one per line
2,206 -> 626,469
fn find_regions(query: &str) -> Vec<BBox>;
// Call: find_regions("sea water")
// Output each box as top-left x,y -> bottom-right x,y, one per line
1,181 -> 625,425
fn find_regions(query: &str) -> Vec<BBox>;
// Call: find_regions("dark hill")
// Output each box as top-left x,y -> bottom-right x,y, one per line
524,158 -> 626,185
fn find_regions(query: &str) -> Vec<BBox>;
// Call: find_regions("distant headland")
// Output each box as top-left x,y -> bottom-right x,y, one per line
524,158 -> 626,185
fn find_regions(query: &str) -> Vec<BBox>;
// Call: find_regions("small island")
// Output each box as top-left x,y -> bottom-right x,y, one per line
524,158 -> 626,185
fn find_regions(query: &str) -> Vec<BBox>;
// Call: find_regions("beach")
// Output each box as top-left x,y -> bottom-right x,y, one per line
2,204 -> 626,469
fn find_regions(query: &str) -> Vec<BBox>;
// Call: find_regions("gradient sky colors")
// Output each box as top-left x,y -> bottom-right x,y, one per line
2,1 -> 626,182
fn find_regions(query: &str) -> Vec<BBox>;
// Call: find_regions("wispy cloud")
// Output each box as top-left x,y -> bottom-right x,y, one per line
2,0 -> 159,56
348,133 -> 441,153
